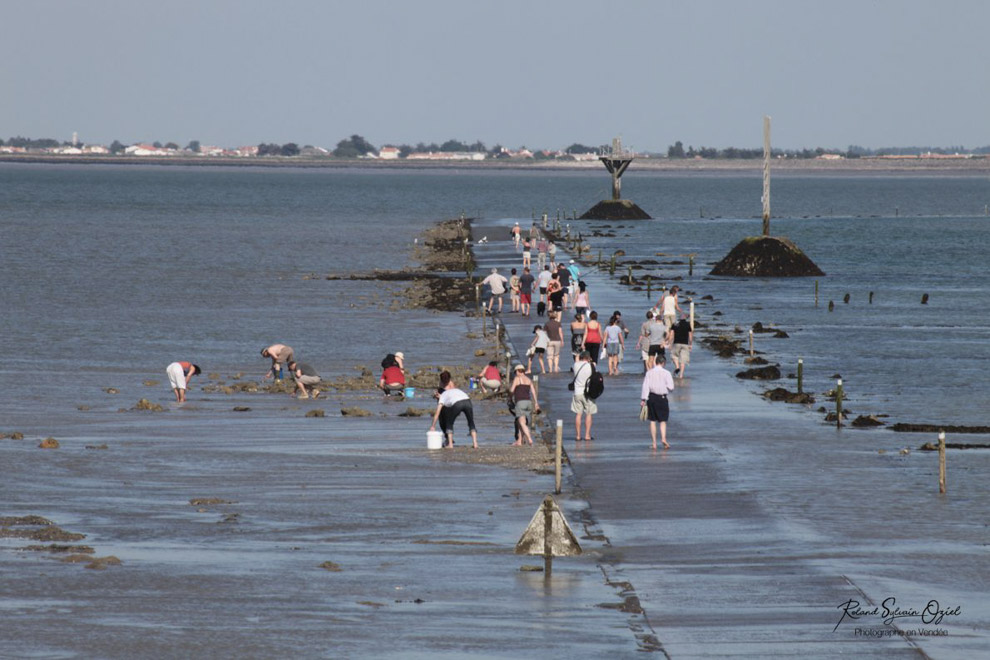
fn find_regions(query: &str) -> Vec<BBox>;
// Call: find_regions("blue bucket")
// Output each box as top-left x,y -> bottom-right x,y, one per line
403,387 -> 415,398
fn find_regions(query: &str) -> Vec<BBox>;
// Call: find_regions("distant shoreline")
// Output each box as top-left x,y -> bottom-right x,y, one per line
2,153 -> 990,175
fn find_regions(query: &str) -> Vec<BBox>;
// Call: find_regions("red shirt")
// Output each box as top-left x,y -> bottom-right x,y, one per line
382,366 -> 404,385
483,365 -> 501,381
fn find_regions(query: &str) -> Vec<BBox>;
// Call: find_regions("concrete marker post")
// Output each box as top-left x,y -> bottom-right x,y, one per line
938,430 -> 946,494
505,351 -> 512,378
835,378 -> 843,428
555,420 -> 563,494
797,358 -> 804,394
689,301 -> 695,331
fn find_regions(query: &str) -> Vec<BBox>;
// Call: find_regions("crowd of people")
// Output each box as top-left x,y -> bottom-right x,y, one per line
165,221 -> 693,451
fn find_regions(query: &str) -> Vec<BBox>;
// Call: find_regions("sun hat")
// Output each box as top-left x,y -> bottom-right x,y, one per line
514,364 -> 526,371
394,352 -> 404,360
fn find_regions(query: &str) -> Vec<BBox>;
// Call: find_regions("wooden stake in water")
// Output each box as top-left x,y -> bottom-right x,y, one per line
646,275 -> 652,298
835,378 -> 843,428
815,280 -> 819,306
938,430 -> 946,494
627,265 -> 633,284
869,291 -> 874,304
609,254 -> 616,276
531,375 -> 539,429
482,306 -> 488,337
543,497 -> 553,576
749,330 -> 754,357
689,255 -> 694,277
555,420 -> 563,494
797,358 -> 804,394
597,250 -> 602,268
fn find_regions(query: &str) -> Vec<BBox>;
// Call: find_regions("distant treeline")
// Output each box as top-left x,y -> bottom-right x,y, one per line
664,140 -> 990,159
5,133 -> 989,159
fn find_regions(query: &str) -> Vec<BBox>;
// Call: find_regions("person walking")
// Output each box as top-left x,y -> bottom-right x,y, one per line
570,311 -> 587,363
527,324 -> 550,374
636,311 -> 654,373
288,360 -> 321,399
429,371 -> 479,449
603,316 -> 625,376
509,268 -> 521,313
482,268 -> 508,314
582,310 -> 604,365
545,311 -> 564,373
537,265 -> 553,307
671,313 -> 693,378
659,286 -> 683,330
521,238 -> 532,268
261,344 -> 294,380
571,351 -> 597,441
556,263 -> 571,311
610,310 -> 630,372
511,222 -> 521,246
566,260 -> 581,302
641,354 -> 675,449
536,236 -> 548,271
574,281 -> 591,319
547,273 -> 565,314
644,312 -> 668,369
547,240 -> 557,270
166,361 -> 201,403
518,267 -> 535,317
509,364 -> 540,446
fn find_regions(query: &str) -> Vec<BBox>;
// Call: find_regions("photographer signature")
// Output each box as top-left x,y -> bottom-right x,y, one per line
834,598 -> 961,632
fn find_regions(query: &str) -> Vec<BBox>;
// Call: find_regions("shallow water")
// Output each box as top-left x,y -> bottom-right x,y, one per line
2,162 -> 988,655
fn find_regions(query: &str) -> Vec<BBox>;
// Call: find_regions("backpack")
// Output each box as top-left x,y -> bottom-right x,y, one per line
381,354 -> 397,369
584,364 -> 605,400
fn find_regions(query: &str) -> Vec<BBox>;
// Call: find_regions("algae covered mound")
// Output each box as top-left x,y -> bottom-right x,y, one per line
579,200 -> 651,220
710,236 -> 824,277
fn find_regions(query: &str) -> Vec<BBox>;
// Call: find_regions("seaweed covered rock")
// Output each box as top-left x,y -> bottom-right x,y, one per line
710,236 -> 824,277
579,200 -> 651,220
736,365 -> 781,380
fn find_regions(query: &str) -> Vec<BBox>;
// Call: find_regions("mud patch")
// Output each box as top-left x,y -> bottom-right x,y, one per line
892,423 -> 990,434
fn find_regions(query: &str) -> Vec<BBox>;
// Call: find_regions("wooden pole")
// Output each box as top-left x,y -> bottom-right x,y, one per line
762,115 -> 771,236
646,275 -> 652,299
609,254 -> 616,276
482,306 -> 488,338
597,250 -> 602,268
749,330 -> 754,357
797,358 -> 804,394
543,496 -> 553,576
835,378 -> 843,428
689,301 -> 695,331
554,420 -> 563,494
869,291 -> 874,304
475,284 -> 481,314
531,375 -> 539,429
627,265 -> 632,284
689,255 -> 694,277
815,280 -> 819,306
938,430 -> 946,494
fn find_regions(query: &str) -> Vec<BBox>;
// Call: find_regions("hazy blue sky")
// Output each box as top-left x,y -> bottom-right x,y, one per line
3,0 -> 988,151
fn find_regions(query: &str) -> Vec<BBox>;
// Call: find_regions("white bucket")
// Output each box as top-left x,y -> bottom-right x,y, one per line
426,430 -> 444,450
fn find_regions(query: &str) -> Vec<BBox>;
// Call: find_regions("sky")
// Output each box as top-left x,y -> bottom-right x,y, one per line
3,0 -> 989,152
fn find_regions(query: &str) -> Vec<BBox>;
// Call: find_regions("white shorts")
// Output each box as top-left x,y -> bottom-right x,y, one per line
166,362 -> 186,390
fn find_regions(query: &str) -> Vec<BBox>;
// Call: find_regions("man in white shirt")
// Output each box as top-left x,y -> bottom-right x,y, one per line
482,268 -> 509,313
571,350 -> 597,440
536,266 -> 553,305
640,354 -> 675,449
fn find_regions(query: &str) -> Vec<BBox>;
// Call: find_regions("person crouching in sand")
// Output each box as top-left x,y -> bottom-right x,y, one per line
166,361 -> 201,403
430,371 -> 479,449
288,360 -> 321,399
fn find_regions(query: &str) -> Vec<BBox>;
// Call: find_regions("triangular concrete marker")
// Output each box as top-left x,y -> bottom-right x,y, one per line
515,495 -> 582,557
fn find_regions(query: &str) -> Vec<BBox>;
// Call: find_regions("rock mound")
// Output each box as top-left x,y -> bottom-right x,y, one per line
579,200 -> 651,220
710,236 -> 824,277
